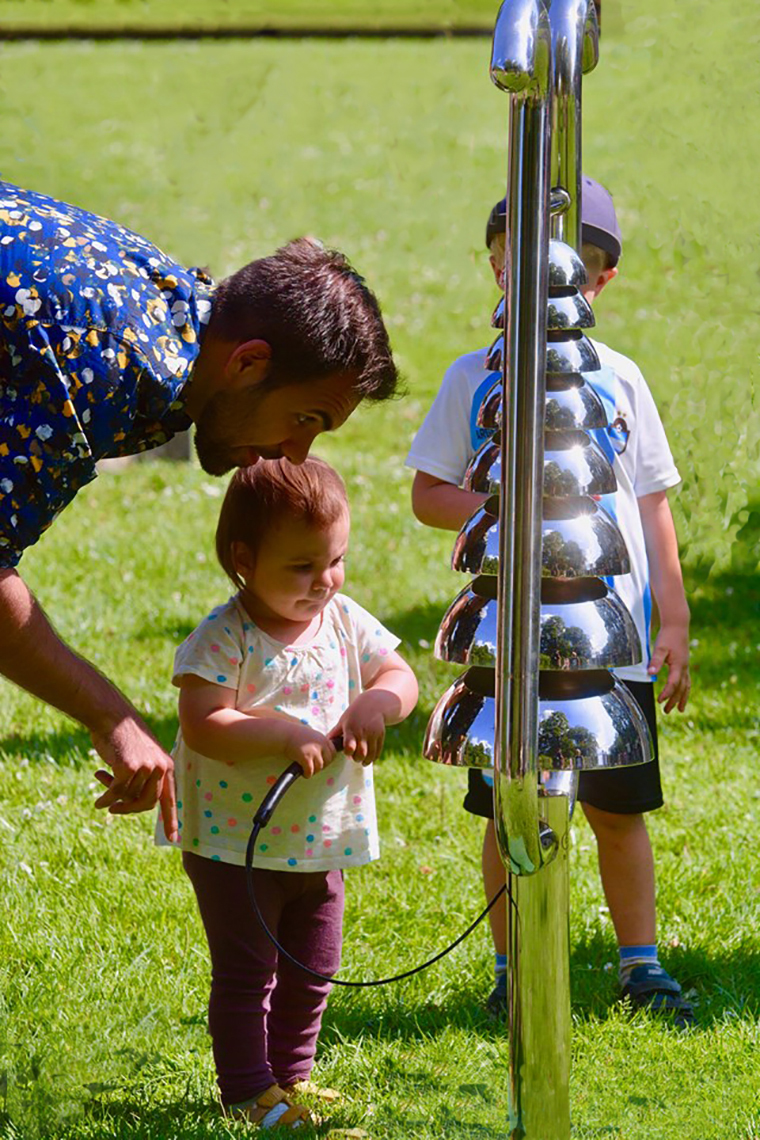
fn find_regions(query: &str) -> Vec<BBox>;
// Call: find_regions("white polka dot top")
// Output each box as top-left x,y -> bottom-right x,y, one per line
160,593 -> 400,871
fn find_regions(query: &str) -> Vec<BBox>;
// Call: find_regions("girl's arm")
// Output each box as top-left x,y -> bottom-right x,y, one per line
330,651 -> 418,765
178,675 -> 337,777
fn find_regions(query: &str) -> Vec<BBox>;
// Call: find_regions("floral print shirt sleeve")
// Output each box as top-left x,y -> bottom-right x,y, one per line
0,179 -> 217,568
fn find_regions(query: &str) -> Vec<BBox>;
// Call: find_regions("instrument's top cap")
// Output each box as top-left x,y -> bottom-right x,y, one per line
485,176 -> 622,266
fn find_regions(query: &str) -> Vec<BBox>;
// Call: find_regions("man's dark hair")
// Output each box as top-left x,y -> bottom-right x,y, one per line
210,238 -> 399,401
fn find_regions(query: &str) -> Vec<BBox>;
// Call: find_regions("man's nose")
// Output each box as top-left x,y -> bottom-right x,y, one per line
280,436 -> 313,465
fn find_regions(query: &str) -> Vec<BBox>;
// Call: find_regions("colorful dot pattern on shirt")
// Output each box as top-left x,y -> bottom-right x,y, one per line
170,592 -> 400,871
0,179 -> 215,568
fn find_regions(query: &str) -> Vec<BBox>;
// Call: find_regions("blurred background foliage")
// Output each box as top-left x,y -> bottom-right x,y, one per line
1,0 -> 757,575
1,0 -> 496,31
0,4 -> 758,1135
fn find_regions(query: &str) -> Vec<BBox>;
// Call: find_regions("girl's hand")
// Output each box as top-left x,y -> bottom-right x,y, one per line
283,723 -> 338,778
331,691 -> 392,767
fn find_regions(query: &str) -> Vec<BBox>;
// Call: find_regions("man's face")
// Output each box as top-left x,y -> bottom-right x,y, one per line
193,371 -> 360,476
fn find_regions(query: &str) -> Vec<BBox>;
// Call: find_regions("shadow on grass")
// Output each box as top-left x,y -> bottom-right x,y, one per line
318,931 -> 760,1045
40,1096 -> 511,1140
570,930 -> 760,1028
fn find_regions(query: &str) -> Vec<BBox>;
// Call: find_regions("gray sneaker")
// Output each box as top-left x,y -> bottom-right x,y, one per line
486,983 -> 507,1019
620,964 -> 695,1030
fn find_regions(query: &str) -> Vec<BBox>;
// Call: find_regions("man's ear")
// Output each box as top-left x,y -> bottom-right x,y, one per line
222,339 -> 272,389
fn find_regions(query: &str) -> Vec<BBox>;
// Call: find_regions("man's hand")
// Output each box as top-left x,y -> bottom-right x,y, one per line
648,625 -> 691,714
91,715 -> 178,841
0,569 -> 179,837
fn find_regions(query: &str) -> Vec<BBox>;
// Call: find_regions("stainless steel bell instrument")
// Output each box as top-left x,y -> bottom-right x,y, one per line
423,1 -> 652,1134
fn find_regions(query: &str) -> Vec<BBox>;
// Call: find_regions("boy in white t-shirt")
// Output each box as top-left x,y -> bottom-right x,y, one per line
406,178 -> 693,1026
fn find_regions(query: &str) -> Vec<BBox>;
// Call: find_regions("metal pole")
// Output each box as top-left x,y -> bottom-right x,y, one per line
507,795 -> 571,1136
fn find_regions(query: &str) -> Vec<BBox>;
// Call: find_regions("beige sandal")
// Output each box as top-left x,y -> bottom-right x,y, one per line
285,1079 -> 341,1103
227,1083 -> 313,1129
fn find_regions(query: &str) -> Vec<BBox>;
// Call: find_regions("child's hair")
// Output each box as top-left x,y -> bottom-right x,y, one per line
581,241 -> 616,278
216,457 -> 349,588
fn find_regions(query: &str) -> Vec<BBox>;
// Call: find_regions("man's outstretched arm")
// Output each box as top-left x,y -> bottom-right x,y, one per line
0,568 -> 178,840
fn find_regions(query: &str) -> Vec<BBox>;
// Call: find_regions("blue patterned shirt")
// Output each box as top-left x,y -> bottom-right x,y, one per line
0,180 -> 217,567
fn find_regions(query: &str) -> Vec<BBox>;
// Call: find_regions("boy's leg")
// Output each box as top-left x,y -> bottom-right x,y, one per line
267,869 -> 345,1089
580,804 -> 655,946
482,819 -> 509,1018
182,851 -> 284,1107
464,771 -> 508,1014
578,680 -> 692,1026
483,819 -> 507,955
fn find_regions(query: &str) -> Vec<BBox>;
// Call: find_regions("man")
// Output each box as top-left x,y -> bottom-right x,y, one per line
0,179 -> 399,842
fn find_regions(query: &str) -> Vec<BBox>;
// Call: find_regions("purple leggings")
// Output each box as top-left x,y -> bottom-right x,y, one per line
183,851 -> 344,1106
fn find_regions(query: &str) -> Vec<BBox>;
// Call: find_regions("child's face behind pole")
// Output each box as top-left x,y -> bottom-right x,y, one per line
236,511 -> 350,627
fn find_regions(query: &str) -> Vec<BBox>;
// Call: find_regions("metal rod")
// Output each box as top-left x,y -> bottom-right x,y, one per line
507,794 -> 571,1138
490,0 -> 553,877
548,0 -> 599,245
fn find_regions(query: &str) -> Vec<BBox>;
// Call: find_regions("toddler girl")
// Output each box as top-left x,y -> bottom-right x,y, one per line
161,456 -> 417,1128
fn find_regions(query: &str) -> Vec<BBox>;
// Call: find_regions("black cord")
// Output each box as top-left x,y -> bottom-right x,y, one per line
244,759 -> 517,988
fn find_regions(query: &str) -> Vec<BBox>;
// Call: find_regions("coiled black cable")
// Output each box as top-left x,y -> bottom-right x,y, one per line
245,754 -> 514,988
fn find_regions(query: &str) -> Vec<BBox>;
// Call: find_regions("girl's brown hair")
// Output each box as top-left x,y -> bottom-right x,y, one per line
215,457 -> 349,589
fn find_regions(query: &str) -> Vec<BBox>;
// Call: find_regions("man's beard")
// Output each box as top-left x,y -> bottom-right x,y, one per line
192,387 -> 267,476
193,426 -> 237,476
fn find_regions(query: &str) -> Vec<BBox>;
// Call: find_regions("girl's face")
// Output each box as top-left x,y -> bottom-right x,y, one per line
235,511 -> 349,626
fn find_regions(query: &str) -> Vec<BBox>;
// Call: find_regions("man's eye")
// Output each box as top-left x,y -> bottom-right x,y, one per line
295,413 -> 316,426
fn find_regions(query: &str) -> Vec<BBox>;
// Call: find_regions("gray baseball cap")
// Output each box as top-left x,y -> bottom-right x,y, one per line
485,175 -> 622,265
580,175 -> 622,265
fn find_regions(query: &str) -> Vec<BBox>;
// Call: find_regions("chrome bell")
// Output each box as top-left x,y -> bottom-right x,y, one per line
548,240 -> 588,290
424,668 -> 651,771
541,499 -> 631,579
476,376 -> 502,431
477,376 -> 607,433
537,671 -> 652,770
464,430 -> 615,498
543,431 -> 616,497
546,335 -> 600,376
547,293 -> 595,332
544,381 -> 607,431
423,669 -> 495,769
452,498 -> 630,579
463,437 -> 502,496
435,576 -> 641,671
486,335 -> 504,373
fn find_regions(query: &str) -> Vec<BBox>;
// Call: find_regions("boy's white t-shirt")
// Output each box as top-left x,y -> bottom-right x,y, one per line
157,592 -> 399,871
405,339 -> 680,683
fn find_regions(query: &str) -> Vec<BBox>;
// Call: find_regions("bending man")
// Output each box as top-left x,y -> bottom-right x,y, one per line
0,179 -> 398,841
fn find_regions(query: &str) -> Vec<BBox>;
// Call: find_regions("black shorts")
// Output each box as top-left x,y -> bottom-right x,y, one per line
462,679 -> 663,818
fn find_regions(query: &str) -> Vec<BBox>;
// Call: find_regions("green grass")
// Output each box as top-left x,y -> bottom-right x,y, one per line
1,4 -> 760,1138
0,0 -> 496,32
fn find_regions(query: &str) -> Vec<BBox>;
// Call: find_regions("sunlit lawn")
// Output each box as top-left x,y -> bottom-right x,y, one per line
1,4 -> 759,1137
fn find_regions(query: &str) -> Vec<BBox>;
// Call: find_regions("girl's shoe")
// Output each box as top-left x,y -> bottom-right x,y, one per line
285,1079 -> 341,1103
227,1084 -> 314,1129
